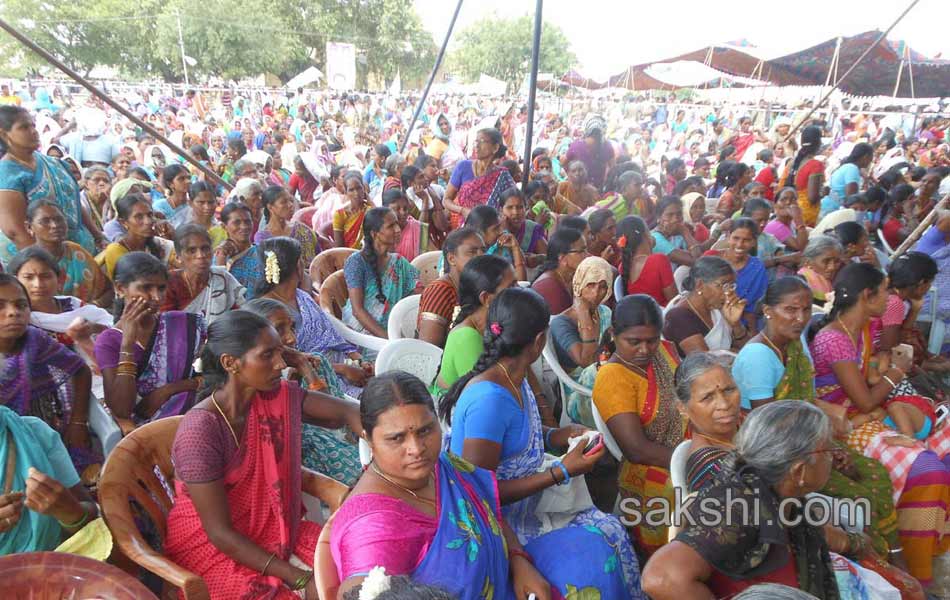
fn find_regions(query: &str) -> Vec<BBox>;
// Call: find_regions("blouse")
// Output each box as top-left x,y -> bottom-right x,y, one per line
625,253 -> 674,306
417,278 -> 458,329
663,304 -> 709,357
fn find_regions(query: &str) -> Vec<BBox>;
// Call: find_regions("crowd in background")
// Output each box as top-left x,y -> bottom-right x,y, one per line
0,78 -> 949,599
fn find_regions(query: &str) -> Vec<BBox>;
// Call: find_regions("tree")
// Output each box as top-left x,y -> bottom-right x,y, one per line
448,15 -> 576,91
0,0 -> 436,86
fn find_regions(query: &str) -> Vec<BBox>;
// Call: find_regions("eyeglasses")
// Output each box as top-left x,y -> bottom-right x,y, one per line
709,281 -> 737,292
566,247 -> 588,254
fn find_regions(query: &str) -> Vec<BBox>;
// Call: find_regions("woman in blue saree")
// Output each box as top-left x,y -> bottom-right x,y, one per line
705,218 -> 768,332
442,287 -> 644,599
334,372 -> 626,600
0,106 -> 98,266
342,207 -> 420,338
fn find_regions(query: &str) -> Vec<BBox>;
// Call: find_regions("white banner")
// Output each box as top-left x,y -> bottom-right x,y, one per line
326,42 -> 356,91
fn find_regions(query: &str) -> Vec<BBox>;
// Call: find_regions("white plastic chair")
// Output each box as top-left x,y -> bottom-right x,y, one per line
669,440 -> 692,493
613,276 -> 625,302
591,399 -> 623,462
411,251 -> 442,287
326,313 -> 387,353
387,295 -> 421,340
673,265 -> 691,293
375,338 -> 443,385
541,327 -> 593,427
89,397 -> 122,457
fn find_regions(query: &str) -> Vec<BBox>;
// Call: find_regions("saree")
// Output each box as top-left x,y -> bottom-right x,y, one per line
734,256 -> 768,313
799,266 -> 833,304
0,152 -> 95,265
93,312 -> 206,425
169,267 -> 246,324
593,342 -> 683,556
333,206 -> 367,249
511,220 -> 545,255
57,242 -> 109,304
342,254 -> 419,334
450,167 -> 517,228
473,380 -> 644,598
664,294 -> 732,353
774,340 -> 901,557
254,222 -> 321,267
395,217 -> 429,262
165,381 -> 319,600
226,244 -> 264,300
0,326 -> 101,474
331,453 -> 512,599
811,326 -> 950,583
564,305 -> 611,429
0,406 -> 77,554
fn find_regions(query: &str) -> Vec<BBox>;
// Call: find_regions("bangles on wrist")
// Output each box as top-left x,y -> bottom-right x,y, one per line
291,570 -> 314,591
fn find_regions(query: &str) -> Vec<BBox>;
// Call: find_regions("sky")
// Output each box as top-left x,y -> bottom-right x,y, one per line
414,0 -> 950,82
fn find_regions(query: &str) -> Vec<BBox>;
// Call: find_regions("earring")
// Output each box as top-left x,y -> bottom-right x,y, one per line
765,314 -> 771,320
697,290 -> 703,296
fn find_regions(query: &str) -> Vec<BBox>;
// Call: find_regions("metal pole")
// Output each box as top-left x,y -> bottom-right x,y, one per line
893,58 -> 905,97
0,16 -> 230,189
520,0 -> 543,191
783,0 -> 920,144
892,194 -> 947,257
176,11 -> 190,86
400,0 -> 463,154
906,44 -> 916,99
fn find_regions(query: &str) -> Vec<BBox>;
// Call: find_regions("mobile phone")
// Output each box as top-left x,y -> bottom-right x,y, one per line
893,343 -> 914,362
583,434 -> 604,457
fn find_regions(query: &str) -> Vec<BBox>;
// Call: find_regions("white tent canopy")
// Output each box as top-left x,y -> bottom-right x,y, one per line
286,66 -> 324,89
643,60 -> 768,88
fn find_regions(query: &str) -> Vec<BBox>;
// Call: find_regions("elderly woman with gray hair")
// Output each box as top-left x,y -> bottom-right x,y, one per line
798,235 -> 844,305
642,399 -> 843,599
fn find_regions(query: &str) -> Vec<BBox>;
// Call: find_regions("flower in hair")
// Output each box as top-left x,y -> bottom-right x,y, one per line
617,235 -> 627,249
490,322 -> 503,335
452,305 -> 462,323
264,250 -> 281,284
192,357 -> 203,374
358,566 -> 391,600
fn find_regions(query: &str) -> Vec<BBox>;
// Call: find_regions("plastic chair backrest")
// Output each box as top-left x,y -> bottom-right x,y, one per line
613,275 -> 625,302
387,294 -> 421,340
326,313 -> 387,353
319,270 -> 349,319
411,251 -> 442,287
376,338 -> 443,384
669,440 -> 692,493
541,328 -> 594,405
590,396 -> 623,461
673,264 -> 691,293
89,397 -> 122,458
99,416 -> 210,600
309,248 -> 357,292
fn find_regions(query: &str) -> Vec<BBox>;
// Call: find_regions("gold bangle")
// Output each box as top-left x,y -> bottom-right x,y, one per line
261,553 -> 276,576
116,372 -> 135,378
882,375 -> 897,389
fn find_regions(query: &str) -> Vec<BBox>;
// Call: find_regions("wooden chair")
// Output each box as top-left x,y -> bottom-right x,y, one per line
98,417 -> 208,600
411,250 -> 442,287
309,248 -> 357,294
319,270 -> 349,319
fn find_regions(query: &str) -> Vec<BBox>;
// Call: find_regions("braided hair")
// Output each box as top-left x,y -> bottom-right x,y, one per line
617,215 -> 650,293
806,262 -> 884,342
532,227 -> 583,283
252,236 -> 301,298
361,207 -> 394,305
438,287 -> 549,424
440,227 -> 479,275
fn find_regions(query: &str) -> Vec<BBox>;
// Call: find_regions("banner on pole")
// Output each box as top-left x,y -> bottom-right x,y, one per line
326,42 -> 356,90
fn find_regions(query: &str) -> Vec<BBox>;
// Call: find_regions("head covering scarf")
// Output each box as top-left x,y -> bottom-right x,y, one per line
681,192 -> 706,224
584,114 -> 607,137
109,178 -> 153,212
572,256 -> 614,297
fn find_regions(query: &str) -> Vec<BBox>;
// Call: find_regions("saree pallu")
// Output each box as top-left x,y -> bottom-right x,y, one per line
614,342 -> 683,557
493,381 -> 644,599
395,217 -> 428,262
0,326 -> 100,473
735,256 -> 768,315
227,245 -> 264,300
450,167 -> 517,228
334,206 -> 367,249
776,340 -> 900,556
58,242 -> 108,304
165,382 -> 320,600
0,152 -> 95,265
565,305 -> 611,429
182,267 -> 246,324
254,222 -> 322,267
798,266 -> 833,304
0,406 -> 66,554
513,220 -> 545,255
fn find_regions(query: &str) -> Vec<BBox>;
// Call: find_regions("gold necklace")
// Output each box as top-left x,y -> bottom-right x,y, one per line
693,431 -> 736,448
837,317 -> 857,348
684,295 -> 712,329
497,362 -> 522,406
614,352 -> 648,377
211,392 -> 241,447
760,332 -> 785,364
371,462 -> 435,506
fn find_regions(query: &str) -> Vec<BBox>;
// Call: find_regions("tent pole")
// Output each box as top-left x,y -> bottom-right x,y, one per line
400,0 -> 464,154
783,0 -> 920,144
893,58 -> 905,97
0,16 -> 230,189
892,194 -> 947,258
521,0 -> 544,190
906,44 -> 916,99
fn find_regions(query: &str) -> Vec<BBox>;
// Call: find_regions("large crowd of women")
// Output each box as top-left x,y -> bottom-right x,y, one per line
0,85 -> 949,600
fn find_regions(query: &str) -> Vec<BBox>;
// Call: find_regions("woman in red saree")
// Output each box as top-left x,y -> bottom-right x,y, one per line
164,310 -> 362,600
443,127 -> 517,228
